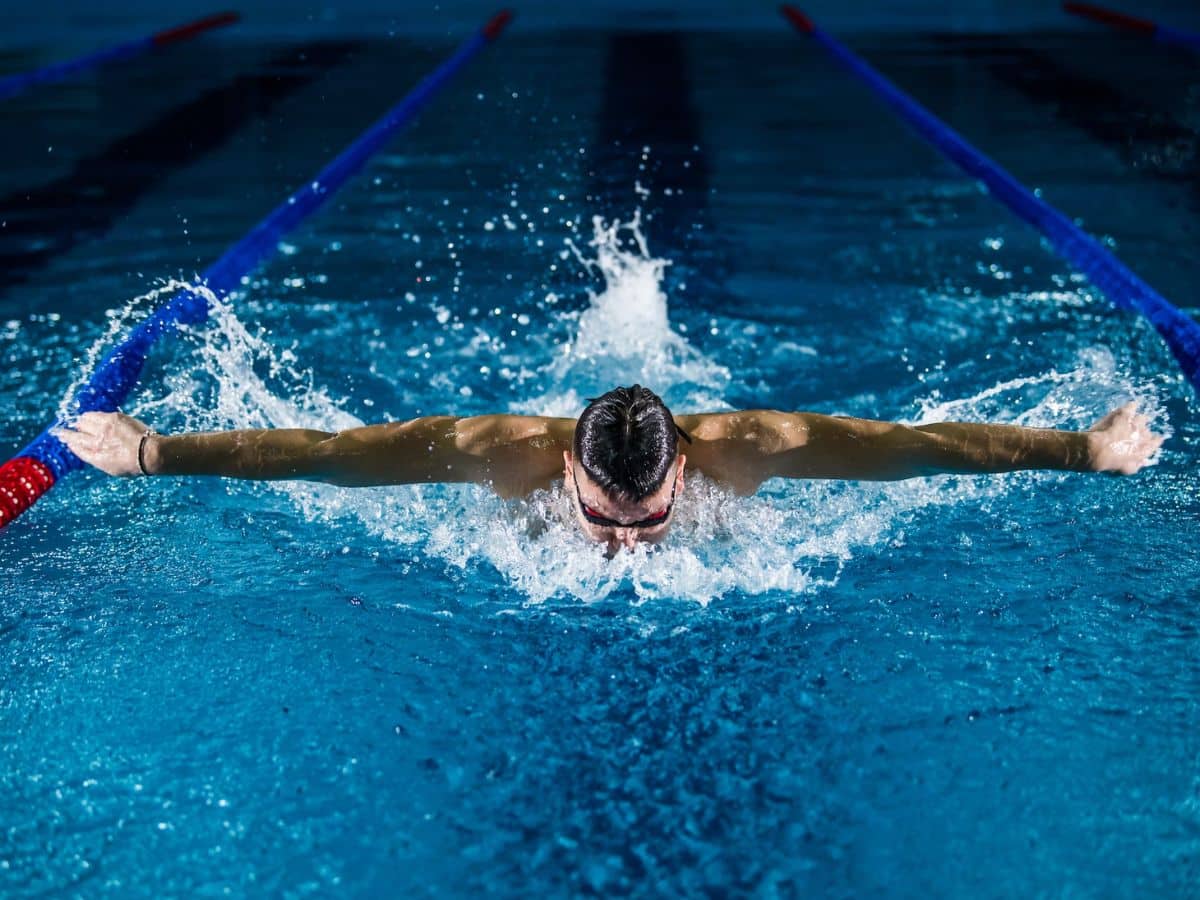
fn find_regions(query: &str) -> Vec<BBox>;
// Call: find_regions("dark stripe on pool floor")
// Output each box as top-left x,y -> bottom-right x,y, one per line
932,35 -> 1199,203
589,32 -> 712,253
0,40 -> 363,298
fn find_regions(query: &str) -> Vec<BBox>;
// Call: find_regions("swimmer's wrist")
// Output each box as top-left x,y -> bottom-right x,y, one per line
140,433 -> 163,476
1082,430 -> 1105,472
1029,428 -> 1094,473
1059,430 -> 1096,472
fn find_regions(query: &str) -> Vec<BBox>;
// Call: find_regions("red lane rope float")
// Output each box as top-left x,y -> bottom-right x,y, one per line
1063,2 -> 1200,54
483,9 -> 514,40
152,11 -> 241,47
781,5 -> 816,33
0,12 -> 241,103
0,458 -> 56,529
1063,2 -> 1155,34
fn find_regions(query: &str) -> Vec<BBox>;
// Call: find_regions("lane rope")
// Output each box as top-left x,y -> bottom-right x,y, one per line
0,10 -> 514,529
1063,2 -> 1200,55
780,5 -> 1200,393
0,12 -> 240,103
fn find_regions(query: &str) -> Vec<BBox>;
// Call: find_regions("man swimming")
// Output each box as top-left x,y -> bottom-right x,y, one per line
56,384 -> 1162,554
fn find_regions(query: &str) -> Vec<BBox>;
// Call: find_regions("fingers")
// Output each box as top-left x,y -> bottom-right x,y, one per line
59,410 -> 144,441
1091,402 -> 1157,438
1122,430 -> 1165,475
67,412 -> 102,438
75,410 -> 117,436
1090,403 -> 1134,432
54,426 -> 100,460
1140,432 -> 1165,459
1129,413 -> 1160,449
1089,409 -> 1119,432
1112,404 -> 1136,429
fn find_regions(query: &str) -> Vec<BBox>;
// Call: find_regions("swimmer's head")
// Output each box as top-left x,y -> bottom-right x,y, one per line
564,385 -> 689,553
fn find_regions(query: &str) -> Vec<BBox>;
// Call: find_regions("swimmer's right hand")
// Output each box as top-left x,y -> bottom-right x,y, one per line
53,411 -> 155,477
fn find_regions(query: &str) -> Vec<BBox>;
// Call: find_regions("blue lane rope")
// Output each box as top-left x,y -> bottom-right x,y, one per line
1151,25 -> 1200,55
0,13 -> 240,103
781,6 -> 1200,394
1,11 -> 513,522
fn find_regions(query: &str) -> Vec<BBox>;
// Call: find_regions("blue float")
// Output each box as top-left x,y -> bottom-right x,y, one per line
782,5 -> 1200,395
0,11 -> 514,528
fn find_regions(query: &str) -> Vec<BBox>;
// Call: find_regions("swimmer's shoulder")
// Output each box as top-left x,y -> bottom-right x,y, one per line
453,414 -> 576,498
676,410 -> 808,450
453,413 -> 576,451
675,410 -> 812,495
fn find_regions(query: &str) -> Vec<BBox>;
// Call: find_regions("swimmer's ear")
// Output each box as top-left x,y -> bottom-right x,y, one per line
562,450 -> 573,478
676,454 -> 687,489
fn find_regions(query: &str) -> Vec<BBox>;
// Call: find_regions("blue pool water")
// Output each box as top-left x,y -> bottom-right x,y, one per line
2,12 -> 1199,897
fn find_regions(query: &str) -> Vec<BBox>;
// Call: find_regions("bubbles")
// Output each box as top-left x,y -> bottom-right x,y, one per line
910,346 -> 1169,435
74,217 -> 1170,608
414,477 -> 822,606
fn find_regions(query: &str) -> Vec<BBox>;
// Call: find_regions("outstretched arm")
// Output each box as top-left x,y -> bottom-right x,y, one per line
678,403 -> 1163,493
55,411 -> 574,496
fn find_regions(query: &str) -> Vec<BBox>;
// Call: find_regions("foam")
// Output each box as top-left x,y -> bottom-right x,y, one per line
95,219 -> 1168,606
514,213 -> 730,417
56,279 -> 197,425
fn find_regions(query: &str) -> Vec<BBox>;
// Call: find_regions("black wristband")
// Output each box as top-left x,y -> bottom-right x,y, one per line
137,431 -> 155,476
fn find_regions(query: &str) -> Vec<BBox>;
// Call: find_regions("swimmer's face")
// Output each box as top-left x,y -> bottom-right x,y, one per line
563,451 -> 686,554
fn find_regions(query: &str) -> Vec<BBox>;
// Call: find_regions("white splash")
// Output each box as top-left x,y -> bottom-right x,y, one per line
57,279 -> 199,423
115,226 -> 1168,607
516,212 -> 730,417
909,346 -> 1169,433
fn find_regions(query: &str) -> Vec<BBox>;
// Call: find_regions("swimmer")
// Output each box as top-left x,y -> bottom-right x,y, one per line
55,384 -> 1163,554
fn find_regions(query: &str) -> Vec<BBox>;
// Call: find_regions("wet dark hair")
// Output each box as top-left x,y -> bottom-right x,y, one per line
573,385 -> 691,502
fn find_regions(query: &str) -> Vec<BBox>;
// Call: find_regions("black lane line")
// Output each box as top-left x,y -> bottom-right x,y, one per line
931,34 -> 1198,199
0,40 -> 363,296
589,32 -> 712,255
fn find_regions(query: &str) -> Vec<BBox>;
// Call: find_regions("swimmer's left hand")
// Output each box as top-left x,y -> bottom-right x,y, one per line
1087,402 -> 1164,475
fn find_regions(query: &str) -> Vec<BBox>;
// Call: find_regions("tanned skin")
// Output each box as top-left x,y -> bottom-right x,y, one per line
56,404 -> 1163,553
59,403 -> 1160,501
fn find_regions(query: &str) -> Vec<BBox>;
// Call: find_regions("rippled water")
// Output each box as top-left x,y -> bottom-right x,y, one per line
1,23 -> 1198,898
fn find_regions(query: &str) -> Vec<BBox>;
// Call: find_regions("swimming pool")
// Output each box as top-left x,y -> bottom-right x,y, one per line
1,10 -> 1198,896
